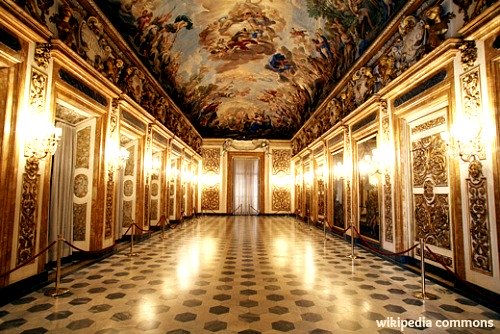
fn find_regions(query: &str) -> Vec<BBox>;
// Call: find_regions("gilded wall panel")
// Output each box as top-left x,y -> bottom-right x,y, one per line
382,116 -> 393,242
73,203 -> 87,241
75,127 -> 91,169
150,199 -> 158,220
272,150 -> 291,175
151,182 -> 159,196
105,170 -> 113,239
272,187 -> 291,212
411,116 -> 445,134
414,192 -> 450,249
201,186 -> 220,211
317,180 -> 325,216
411,134 -> 448,187
123,200 -> 134,227
202,148 -> 220,174
123,180 -> 134,196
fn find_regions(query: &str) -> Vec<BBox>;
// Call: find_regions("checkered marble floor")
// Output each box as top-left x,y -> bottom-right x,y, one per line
0,216 -> 498,333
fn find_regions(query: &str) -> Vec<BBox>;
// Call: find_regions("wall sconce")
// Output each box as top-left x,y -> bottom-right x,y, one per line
151,156 -> 161,176
304,171 -> 313,186
272,174 -> 291,188
440,115 -> 486,162
24,123 -> 62,160
116,147 -> 130,170
201,172 -> 219,187
359,149 -> 382,186
333,162 -> 345,180
295,173 -> 303,185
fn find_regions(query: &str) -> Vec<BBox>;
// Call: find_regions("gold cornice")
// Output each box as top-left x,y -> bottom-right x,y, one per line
382,39 -> 461,100
294,0 -> 423,138
75,0 -> 201,139
0,0 -> 51,42
54,80 -> 107,118
458,2 -> 500,41
51,40 -> 120,99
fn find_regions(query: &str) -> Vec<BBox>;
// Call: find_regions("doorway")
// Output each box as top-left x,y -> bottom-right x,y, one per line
227,152 -> 265,215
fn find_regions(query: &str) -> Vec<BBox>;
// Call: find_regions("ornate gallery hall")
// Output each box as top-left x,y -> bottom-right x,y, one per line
0,0 -> 499,333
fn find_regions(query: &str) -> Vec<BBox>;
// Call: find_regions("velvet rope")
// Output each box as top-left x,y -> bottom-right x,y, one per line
0,241 -> 57,278
156,215 -> 167,227
352,226 -> 419,256
131,223 -> 153,233
62,240 -> 111,254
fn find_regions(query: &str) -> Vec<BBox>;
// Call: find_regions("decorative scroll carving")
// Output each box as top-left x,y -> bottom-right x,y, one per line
151,182 -> 159,196
461,67 -> 481,117
412,134 -> 448,187
272,187 -> 291,212
34,42 -> 51,69
29,69 -> 47,112
17,157 -> 40,265
296,185 -> 302,213
201,186 -> 220,211
105,170 -> 113,239
317,180 -> 325,216
76,127 -> 91,169
411,116 -> 446,134
414,190 -> 451,249
459,40 -> 477,71
384,173 -> 393,242
202,148 -> 220,174
466,159 -> 492,275
382,115 -> 393,242
73,203 -> 87,241
417,247 -> 453,266
272,150 -> 291,175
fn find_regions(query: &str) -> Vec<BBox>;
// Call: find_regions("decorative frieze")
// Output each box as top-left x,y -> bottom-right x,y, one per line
29,69 -> 47,112
459,41 -> 477,71
411,116 -> 446,134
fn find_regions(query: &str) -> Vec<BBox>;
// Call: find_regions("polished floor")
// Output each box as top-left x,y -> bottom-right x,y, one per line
0,216 -> 498,334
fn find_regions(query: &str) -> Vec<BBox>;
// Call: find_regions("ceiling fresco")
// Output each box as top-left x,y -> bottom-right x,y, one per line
97,0 -> 405,139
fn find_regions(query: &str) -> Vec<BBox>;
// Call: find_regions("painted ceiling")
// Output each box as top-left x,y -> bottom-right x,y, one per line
97,0 -> 404,139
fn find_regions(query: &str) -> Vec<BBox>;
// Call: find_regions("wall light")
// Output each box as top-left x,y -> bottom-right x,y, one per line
24,122 -> 62,160
441,115 -> 486,162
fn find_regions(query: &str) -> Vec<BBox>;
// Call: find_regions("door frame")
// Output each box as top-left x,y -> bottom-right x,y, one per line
227,152 -> 265,214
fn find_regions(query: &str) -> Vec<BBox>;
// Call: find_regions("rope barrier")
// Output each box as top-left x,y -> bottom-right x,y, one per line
0,241 -> 57,279
352,226 -> 419,256
131,223 -> 153,234
62,240 -> 111,254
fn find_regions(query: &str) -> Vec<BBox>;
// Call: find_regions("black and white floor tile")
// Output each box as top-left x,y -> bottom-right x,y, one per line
0,216 -> 498,333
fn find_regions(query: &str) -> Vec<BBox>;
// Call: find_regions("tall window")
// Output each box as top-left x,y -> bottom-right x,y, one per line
233,158 -> 259,215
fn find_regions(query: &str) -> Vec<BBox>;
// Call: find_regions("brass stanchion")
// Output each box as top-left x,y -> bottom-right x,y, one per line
346,224 -> 364,259
323,219 -> 327,239
44,235 -> 70,297
127,224 -> 139,257
413,238 -> 437,300
161,218 -> 168,239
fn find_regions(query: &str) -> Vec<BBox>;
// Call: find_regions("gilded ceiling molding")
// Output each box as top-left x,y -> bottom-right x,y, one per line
292,2 -> 454,156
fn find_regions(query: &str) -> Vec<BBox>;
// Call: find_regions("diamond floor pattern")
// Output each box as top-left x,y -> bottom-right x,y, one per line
0,216 -> 498,333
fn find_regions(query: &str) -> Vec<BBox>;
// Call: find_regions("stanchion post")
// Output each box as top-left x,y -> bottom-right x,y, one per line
44,235 -> 69,297
346,224 -> 364,259
413,237 -> 437,300
323,219 -> 326,239
127,224 -> 139,257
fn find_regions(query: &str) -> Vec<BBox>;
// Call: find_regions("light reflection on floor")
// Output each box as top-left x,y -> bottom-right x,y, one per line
0,216 -> 498,333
